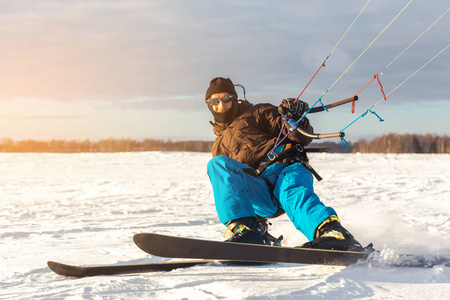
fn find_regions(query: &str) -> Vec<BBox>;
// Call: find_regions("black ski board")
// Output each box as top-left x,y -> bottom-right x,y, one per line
47,259 -> 215,278
133,233 -> 370,266
133,233 -> 450,268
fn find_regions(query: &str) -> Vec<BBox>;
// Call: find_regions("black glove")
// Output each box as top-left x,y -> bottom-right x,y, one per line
278,98 -> 309,119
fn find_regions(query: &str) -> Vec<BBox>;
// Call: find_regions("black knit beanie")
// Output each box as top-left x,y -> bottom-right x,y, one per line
205,77 -> 237,100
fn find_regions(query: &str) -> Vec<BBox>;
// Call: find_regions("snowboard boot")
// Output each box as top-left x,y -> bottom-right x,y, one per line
300,215 -> 365,252
224,217 -> 271,245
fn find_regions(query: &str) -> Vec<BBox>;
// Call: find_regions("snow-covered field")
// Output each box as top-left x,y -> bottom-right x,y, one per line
1,152 -> 449,299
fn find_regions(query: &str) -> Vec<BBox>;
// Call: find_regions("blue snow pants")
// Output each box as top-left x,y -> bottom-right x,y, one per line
207,155 -> 337,241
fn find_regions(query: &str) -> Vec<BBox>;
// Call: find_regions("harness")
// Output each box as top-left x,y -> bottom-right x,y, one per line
256,143 -> 329,181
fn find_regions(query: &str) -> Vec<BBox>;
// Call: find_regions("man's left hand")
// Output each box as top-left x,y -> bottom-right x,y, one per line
278,98 -> 309,119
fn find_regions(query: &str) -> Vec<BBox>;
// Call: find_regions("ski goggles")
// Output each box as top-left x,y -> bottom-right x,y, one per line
206,94 -> 236,106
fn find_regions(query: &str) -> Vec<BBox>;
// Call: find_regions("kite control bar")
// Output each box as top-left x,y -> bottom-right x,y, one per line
286,96 -> 358,139
293,125 -> 345,139
309,95 -> 358,113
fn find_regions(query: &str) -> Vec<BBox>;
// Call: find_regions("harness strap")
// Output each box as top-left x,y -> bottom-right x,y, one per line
302,160 -> 323,182
256,144 -> 328,181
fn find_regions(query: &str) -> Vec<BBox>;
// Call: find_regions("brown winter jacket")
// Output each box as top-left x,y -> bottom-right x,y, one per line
211,101 -> 314,169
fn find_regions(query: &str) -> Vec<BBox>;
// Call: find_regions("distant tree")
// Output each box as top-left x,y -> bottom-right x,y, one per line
352,139 -> 369,153
412,135 -> 423,153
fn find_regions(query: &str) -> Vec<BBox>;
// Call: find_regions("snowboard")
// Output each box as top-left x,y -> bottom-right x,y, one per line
133,233 -> 371,266
47,259 -> 216,277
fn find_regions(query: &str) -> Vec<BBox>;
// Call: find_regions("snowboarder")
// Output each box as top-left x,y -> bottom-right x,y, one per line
205,77 -> 364,251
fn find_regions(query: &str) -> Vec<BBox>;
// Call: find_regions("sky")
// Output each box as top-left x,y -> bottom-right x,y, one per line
0,0 -> 449,142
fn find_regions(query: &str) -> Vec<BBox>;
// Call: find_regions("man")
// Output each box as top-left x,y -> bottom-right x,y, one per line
205,77 -> 364,251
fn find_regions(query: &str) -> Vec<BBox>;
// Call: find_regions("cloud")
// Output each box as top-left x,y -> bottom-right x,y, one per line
0,0 -> 448,106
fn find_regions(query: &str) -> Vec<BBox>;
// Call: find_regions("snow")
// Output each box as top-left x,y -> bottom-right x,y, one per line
1,152 -> 449,299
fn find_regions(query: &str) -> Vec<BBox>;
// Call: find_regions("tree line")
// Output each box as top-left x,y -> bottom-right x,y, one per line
0,134 -> 448,153
310,133 -> 450,154
350,133 -> 450,154
0,138 -> 213,153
